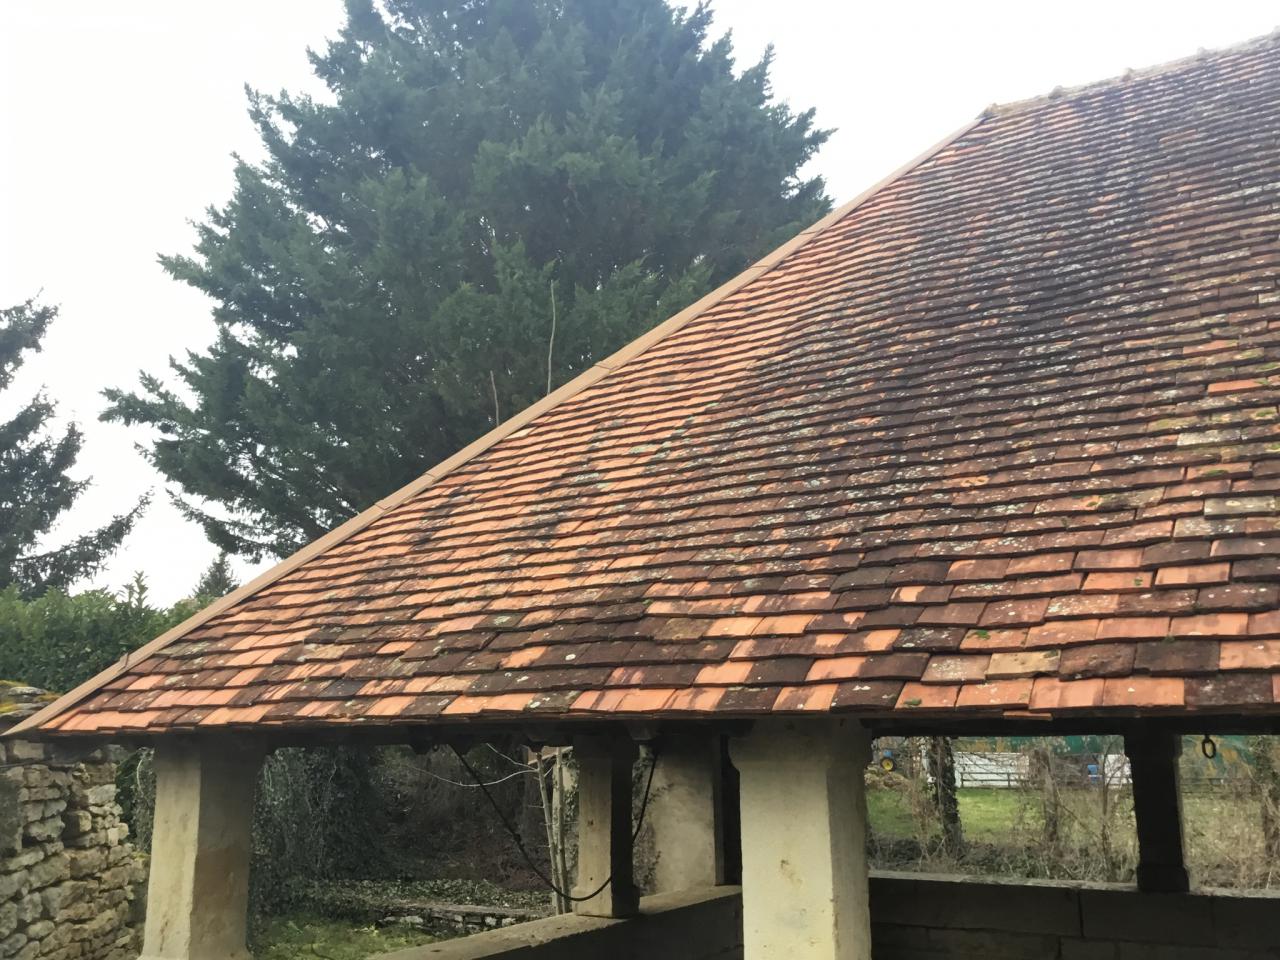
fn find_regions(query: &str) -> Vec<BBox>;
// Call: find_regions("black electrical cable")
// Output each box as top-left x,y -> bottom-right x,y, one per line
451,742 -> 661,904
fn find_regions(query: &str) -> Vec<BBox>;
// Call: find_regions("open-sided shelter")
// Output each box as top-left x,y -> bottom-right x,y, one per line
14,33 -> 1280,960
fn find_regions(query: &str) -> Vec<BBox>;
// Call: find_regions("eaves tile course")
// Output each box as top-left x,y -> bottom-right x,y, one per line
20,33 -> 1280,737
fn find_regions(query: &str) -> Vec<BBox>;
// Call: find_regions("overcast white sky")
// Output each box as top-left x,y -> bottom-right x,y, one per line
2,1 -> 1277,603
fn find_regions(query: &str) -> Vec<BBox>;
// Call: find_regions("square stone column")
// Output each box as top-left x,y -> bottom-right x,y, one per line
140,739 -> 263,960
572,734 -> 639,918
731,719 -> 872,960
647,734 -> 725,892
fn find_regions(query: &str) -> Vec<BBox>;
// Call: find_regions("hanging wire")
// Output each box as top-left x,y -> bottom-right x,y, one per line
423,766 -> 532,789
451,741 -> 661,904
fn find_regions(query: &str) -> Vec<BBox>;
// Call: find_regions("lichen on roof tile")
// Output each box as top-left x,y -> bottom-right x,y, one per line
19,33 -> 1280,737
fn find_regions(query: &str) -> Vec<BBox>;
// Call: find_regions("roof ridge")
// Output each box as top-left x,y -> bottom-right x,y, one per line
982,27 -> 1280,119
9,116 -> 985,738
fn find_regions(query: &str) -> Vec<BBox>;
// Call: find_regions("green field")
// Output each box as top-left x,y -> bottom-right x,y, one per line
867,786 -> 1037,843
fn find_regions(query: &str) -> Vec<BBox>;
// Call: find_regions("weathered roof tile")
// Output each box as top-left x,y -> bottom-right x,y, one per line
23,35 -> 1280,737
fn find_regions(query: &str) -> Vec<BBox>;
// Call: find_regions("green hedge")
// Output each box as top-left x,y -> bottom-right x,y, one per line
0,576 -> 199,692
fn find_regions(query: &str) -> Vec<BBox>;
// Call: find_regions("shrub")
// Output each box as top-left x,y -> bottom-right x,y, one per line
0,575 -> 198,693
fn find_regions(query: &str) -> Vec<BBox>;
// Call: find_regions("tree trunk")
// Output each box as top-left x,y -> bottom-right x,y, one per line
534,750 -> 568,913
553,748 -> 571,913
928,737 -> 964,859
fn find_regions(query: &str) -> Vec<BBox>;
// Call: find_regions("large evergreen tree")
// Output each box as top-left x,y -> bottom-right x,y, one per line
0,299 -> 145,597
105,0 -> 831,558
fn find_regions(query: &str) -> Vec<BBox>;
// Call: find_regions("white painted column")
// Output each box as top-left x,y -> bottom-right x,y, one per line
140,740 -> 262,960
731,719 -> 873,960
648,735 -> 725,892
572,735 -> 639,918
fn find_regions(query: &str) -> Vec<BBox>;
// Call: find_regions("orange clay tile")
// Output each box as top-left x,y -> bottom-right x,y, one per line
1251,611 -> 1280,635
608,688 -> 679,713
1026,620 -> 1101,648
695,661 -> 754,685
752,615 -> 815,636
956,680 -> 1033,709
1084,572 -> 1153,593
987,650 -> 1060,679
851,629 -> 903,652
960,628 -> 1029,652
896,682 -> 961,711
1219,640 -> 1280,671
1029,677 -> 1106,712
501,645 -> 549,669
1095,617 -> 1172,641
1170,614 -> 1250,639
773,684 -> 838,712
805,657 -> 869,683
1155,563 -> 1231,586
21,37 -> 1280,739
666,687 -> 726,712
1101,677 -> 1186,710
921,655 -> 990,684
1208,380 -> 1264,395
704,617 -> 766,638
1007,553 -> 1076,576
980,598 -> 1049,628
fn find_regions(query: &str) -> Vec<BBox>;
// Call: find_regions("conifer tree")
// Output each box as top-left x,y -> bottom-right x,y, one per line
105,0 -> 831,558
0,299 -> 144,597
191,552 -> 237,601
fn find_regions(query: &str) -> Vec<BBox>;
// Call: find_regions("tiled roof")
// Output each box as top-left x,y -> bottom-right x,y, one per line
22,34 -> 1280,737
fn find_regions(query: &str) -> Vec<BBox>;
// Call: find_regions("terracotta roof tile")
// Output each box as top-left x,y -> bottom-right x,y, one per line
21,35 -> 1280,737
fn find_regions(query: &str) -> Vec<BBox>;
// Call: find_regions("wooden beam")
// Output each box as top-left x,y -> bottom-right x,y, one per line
1124,727 -> 1190,893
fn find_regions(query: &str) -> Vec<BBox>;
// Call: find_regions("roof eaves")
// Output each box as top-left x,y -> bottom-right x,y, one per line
9,114 -> 985,739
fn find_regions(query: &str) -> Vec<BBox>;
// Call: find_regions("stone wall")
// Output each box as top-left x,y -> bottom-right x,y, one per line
0,686 -> 144,960
871,871 -> 1280,959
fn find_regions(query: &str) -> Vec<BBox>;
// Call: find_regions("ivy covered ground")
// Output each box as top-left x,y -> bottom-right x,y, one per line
255,914 -> 439,960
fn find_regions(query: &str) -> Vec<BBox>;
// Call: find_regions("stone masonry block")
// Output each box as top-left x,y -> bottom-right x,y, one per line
1211,893 -> 1280,950
26,853 -> 69,889
6,740 -> 48,763
0,900 -> 18,938
872,873 -> 1082,938
1080,888 -> 1215,947
1061,939 -> 1119,960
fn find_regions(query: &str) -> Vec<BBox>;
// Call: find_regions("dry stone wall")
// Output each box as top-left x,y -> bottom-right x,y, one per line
0,685 -> 143,960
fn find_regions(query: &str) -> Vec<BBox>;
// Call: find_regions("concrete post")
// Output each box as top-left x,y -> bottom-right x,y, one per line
572,734 -> 639,918
648,735 -> 725,893
1124,728 -> 1190,893
731,719 -> 873,960
140,739 -> 263,960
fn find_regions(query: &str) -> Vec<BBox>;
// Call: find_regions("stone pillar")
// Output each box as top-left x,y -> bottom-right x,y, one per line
648,735 -> 725,892
1124,728 -> 1190,893
572,735 -> 639,918
731,719 -> 872,960
140,739 -> 263,960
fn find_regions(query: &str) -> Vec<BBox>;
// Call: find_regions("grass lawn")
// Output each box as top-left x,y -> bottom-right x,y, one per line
255,913 -> 441,960
868,786 -> 1039,843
